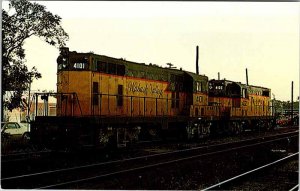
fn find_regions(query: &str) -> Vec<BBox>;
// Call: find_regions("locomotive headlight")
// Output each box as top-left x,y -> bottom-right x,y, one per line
57,54 -> 68,70
62,58 -> 67,68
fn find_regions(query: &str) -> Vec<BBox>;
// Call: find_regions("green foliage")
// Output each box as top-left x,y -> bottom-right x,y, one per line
273,99 -> 299,113
2,0 -> 69,112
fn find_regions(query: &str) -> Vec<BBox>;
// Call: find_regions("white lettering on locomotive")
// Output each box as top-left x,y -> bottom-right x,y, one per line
127,82 -> 163,97
73,63 -> 85,69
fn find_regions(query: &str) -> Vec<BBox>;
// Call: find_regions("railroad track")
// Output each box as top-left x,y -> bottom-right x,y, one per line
2,126 -> 296,174
2,130 -> 298,189
203,152 -> 299,190
2,125 -> 296,162
1,149 -> 52,163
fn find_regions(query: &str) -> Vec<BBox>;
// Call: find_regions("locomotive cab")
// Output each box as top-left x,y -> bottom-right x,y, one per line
208,79 -> 226,97
183,72 -> 209,117
57,47 -> 90,71
208,79 -> 245,98
226,82 -> 243,98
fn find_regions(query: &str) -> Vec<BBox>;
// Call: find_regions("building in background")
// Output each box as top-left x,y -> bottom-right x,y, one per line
3,94 -> 56,122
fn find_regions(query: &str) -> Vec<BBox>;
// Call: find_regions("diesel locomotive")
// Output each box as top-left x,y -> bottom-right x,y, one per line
31,47 -> 275,148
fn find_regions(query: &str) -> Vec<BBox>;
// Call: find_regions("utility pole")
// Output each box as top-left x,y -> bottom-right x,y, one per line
272,93 -> 276,117
291,81 -> 294,125
27,73 -> 33,122
27,79 -> 31,121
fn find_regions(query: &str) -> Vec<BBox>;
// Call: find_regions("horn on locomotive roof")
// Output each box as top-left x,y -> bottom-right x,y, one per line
246,68 -> 249,85
166,63 -> 176,69
196,46 -> 199,75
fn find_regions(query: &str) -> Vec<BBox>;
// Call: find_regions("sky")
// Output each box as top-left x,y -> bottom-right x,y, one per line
2,1 -> 299,101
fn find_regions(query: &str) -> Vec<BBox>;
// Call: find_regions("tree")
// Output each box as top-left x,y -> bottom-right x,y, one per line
2,0 -> 69,118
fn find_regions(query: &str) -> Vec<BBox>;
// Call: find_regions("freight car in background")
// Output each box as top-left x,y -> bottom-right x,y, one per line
31,47 -> 275,149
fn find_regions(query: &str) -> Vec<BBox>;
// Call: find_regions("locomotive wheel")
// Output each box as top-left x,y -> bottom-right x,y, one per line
229,121 -> 243,135
235,122 -> 243,134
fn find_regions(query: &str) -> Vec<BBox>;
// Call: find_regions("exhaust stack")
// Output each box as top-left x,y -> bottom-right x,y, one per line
196,46 -> 199,75
246,68 -> 249,85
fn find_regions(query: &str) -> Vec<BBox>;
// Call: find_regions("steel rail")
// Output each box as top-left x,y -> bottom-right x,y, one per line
29,134 -> 299,189
289,184 -> 299,191
202,152 -> 299,191
1,150 -> 50,157
1,150 -> 52,162
2,131 -> 298,181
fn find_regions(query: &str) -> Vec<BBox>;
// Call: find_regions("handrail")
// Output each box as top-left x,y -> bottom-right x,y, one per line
32,92 -> 274,119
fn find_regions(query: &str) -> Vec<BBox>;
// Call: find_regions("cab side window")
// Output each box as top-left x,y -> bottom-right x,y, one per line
97,61 -> 107,73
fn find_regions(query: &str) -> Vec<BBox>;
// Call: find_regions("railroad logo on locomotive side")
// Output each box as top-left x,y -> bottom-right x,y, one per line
127,81 -> 163,97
